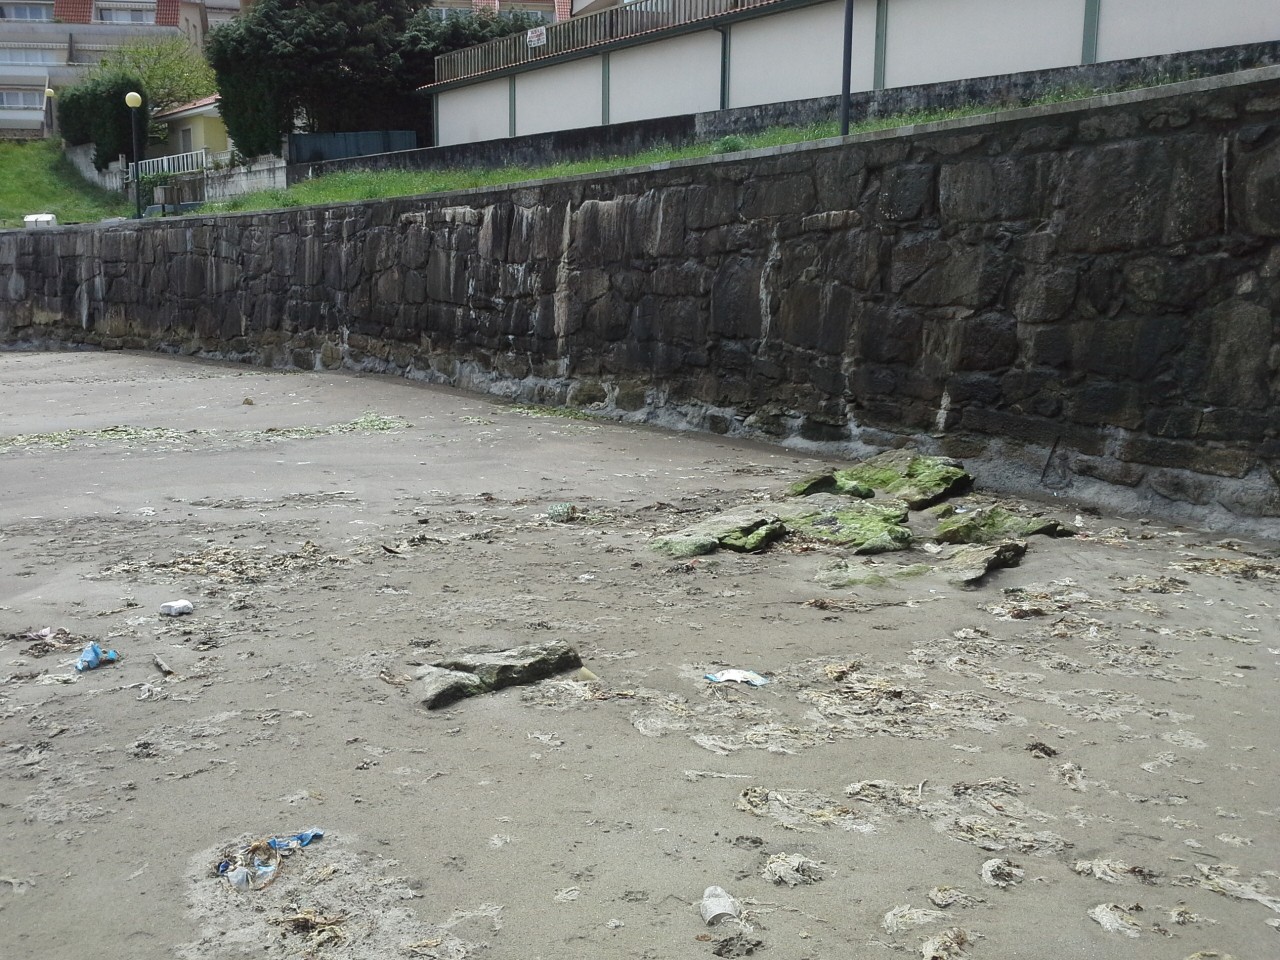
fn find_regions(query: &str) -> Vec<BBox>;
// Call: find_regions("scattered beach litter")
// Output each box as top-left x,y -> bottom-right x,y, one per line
761,853 -> 822,886
215,829 -> 324,892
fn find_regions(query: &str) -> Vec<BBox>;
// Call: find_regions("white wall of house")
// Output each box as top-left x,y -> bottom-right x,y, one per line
1096,0 -> 1280,62
437,76 -> 510,146
434,0 -> 1280,147
729,2 -> 876,106
516,57 -> 602,135
611,32 -> 720,123
882,0 -> 1085,88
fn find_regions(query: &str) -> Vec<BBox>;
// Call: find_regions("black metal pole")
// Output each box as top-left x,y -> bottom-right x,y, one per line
840,0 -> 854,136
131,105 -> 142,219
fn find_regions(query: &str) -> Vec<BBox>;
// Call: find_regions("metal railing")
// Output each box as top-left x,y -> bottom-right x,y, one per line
435,0 -> 782,84
128,148 -> 207,182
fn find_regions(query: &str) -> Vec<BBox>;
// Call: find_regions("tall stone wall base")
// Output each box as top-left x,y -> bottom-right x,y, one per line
3,68 -> 1279,538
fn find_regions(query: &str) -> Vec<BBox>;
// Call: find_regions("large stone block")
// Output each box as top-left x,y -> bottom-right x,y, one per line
1055,136 -> 1221,253
878,164 -> 936,222
740,174 -> 817,220
1239,137 -> 1280,236
938,157 -> 1050,223
709,257 -> 763,339
900,243 -> 1008,309
1012,266 -> 1078,323
1198,298 -> 1273,409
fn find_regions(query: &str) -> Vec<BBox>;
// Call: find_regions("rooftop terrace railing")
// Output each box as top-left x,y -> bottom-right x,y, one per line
433,0 -> 784,84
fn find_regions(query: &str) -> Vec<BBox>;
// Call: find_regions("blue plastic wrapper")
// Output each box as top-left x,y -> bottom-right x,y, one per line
268,828 -> 324,851
75,642 -> 121,672
218,829 -> 324,892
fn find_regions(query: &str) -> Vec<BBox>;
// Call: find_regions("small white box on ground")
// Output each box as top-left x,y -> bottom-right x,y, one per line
24,214 -> 57,229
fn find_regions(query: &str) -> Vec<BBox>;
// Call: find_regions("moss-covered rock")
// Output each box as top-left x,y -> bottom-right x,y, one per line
834,450 -> 972,508
651,531 -> 721,558
720,520 -> 787,552
651,506 -> 785,557
779,495 -> 912,553
787,472 -> 875,499
935,506 -> 1074,545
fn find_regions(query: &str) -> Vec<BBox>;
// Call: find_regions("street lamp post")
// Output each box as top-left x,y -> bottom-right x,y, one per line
125,90 -> 143,219
44,88 -> 55,138
839,0 -> 853,136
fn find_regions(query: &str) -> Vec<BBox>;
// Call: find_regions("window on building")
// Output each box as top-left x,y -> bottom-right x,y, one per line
97,5 -> 156,24
0,48 -> 58,65
0,4 -> 56,20
0,89 -> 44,108
180,126 -> 192,153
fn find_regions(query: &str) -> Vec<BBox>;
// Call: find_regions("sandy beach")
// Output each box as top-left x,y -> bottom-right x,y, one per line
1,350 -> 1277,960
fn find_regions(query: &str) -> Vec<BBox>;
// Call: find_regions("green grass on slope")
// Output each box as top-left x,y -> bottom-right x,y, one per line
198,103 -> 1029,216
192,76 -> 1212,216
0,139 -> 131,229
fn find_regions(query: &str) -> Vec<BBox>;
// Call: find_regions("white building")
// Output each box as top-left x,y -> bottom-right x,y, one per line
423,0 -> 1280,147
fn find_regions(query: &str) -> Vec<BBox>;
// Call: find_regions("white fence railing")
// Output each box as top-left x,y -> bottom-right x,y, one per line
128,148 -> 207,182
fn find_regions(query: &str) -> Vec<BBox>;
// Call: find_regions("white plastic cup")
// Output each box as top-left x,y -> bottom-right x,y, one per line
700,885 -> 741,925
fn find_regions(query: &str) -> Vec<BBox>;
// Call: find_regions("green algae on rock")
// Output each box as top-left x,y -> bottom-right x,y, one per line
816,560 -> 932,588
832,450 -> 972,509
651,506 -> 786,558
788,472 -> 875,499
782,496 -> 913,553
935,506 -> 1074,545
719,520 -> 787,552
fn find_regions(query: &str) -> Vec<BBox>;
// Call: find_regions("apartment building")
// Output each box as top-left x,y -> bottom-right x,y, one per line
0,0 -> 244,136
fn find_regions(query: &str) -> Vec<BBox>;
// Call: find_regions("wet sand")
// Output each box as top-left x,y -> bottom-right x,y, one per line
1,351 -> 1277,960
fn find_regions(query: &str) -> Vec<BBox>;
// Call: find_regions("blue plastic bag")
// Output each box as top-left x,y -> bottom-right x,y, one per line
75,642 -> 120,672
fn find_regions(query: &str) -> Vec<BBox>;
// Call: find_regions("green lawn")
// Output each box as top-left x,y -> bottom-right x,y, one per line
0,139 -> 131,230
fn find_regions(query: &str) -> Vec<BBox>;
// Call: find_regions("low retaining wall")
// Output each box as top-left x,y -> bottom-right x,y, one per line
287,40 -> 1280,185
205,156 -> 287,203
3,68 -> 1279,535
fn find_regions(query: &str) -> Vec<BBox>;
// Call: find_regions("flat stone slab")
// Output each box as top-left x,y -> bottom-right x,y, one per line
787,471 -> 874,499
416,665 -> 487,709
434,639 -> 583,691
934,505 -> 1074,544
828,450 -> 972,509
651,506 -> 786,558
778,494 -> 913,553
943,540 -> 1027,587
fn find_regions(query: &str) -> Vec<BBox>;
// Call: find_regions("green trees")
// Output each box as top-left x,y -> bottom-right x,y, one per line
206,1 -> 545,157
58,74 -> 149,171
93,36 -> 218,118
399,5 -> 547,88
57,36 -> 214,170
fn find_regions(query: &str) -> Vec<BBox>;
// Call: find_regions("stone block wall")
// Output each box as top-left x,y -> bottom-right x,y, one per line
2,68 -> 1279,534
